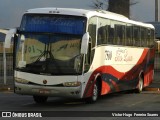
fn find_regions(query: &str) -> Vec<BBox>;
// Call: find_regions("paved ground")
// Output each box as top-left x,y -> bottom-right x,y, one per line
0,89 -> 160,120
0,76 -> 13,91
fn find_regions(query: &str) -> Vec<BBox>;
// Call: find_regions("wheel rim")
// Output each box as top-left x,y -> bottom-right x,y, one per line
139,78 -> 143,91
92,84 -> 98,101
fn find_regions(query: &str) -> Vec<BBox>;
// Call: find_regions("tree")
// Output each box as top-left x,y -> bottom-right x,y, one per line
108,0 -> 129,18
90,0 -> 108,10
91,0 -> 138,18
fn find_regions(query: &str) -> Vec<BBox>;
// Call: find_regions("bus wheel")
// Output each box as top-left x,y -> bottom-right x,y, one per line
86,82 -> 99,103
33,95 -> 48,103
135,76 -> 144,93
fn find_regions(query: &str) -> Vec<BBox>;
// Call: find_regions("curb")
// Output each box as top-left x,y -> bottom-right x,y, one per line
0,85 -> 13,92
143,87 -> 160,91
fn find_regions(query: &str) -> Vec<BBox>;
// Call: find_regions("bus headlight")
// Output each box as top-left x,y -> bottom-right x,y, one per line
15,77 -> 29,84
63,81 -> 81,87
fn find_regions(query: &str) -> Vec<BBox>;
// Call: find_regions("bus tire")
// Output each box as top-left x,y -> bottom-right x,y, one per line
33,95 -> 48,103
86,81 -> 99,103
135,76 -> 144,93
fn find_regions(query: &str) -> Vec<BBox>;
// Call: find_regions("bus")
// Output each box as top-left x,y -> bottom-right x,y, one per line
5,8 -> 155,103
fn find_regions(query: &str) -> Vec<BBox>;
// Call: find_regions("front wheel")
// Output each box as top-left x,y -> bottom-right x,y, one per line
33,95 -> 48,103
86,82 -> 99,103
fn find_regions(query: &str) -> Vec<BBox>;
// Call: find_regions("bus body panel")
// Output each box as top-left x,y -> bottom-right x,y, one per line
15,82 -> 82,98
83,46 -> 155,98
15,71 -> 85,98
15,71 -> 79,85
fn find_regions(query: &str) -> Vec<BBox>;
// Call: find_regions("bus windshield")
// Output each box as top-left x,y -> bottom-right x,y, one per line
15,14 -> 86,75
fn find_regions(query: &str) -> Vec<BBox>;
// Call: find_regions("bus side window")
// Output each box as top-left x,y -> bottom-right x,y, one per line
133,26 -> 140,47
147,29 -> 155,48
97,18 -> 109,45
115,22 -> 126,45
98,26 -> 106,45
85,17 -> 97,72
126,24 -> 133,46
146,28 -> 151,47
150,29 -> 155,47
115,25 -> 121,45
141,27 -> 146,47
122,25 -> 126,46
109,21 -> 115,44
88,17 -> 97,48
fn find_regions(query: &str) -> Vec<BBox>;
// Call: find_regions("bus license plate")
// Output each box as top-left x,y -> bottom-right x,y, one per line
39,89 -> 50,94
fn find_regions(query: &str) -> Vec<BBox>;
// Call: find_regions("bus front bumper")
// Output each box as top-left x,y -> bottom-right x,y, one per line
14,82 -> 82,98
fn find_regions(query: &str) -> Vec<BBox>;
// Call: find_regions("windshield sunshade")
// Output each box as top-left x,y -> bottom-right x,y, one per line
20,14 -> 85,35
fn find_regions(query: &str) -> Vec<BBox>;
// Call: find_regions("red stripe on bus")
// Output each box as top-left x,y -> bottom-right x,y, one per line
83,49 -> 154,98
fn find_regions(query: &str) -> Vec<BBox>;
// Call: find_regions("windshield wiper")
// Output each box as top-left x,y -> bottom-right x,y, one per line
22,38 -> 61,74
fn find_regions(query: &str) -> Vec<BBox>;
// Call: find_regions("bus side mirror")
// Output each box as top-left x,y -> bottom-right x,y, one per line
81,32 -> 89,54
4,28 -> 17,48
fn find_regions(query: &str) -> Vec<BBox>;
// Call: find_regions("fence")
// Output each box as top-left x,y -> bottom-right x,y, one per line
155,51 -> 160,70
0,41 -> 13,85
0,53 -> 13,85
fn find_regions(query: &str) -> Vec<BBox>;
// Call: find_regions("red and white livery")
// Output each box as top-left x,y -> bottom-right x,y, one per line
5,8 -> 155,103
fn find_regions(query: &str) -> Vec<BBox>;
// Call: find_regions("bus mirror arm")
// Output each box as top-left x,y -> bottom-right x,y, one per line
81,32 -> 90,54
4,28 -> 17,48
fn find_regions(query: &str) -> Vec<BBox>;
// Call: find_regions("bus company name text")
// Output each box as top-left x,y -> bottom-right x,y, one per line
115,48 -> 133,62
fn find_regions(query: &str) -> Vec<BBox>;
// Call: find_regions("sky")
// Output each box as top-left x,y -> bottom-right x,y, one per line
0,0 -> 156,29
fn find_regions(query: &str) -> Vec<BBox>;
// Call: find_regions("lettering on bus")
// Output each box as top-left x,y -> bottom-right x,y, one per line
105,50 -> 112,60
115,48 -> 133,62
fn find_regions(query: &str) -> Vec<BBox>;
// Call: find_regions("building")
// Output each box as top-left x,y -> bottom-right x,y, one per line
148,22 -> 160,70
0,29 -> 13,85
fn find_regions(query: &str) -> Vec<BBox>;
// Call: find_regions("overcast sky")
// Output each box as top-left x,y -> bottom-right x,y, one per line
0,0 -> 156,28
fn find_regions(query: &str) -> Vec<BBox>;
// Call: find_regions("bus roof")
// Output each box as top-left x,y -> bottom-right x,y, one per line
26,7 -> 154,29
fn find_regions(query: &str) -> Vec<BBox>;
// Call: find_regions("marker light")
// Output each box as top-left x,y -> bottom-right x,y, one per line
15,77 -> 29,84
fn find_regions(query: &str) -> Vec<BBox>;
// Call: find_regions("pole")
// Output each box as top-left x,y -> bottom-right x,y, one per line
155,0 -> 159,21
3,42 -> 7,85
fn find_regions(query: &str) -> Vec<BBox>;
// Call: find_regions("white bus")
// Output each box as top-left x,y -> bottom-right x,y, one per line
5,8 -> 155,103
